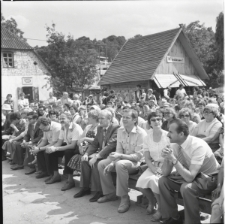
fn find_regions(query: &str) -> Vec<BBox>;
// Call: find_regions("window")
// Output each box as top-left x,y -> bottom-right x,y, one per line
2,52 -> 14,68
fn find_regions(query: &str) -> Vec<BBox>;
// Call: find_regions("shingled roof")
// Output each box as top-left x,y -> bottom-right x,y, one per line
1,26 -> 33,50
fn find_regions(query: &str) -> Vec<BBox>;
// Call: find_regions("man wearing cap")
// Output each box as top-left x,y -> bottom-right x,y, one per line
175,84 -> 187,99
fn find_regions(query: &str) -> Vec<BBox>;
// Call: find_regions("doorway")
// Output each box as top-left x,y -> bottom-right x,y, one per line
22,87 -> 34,103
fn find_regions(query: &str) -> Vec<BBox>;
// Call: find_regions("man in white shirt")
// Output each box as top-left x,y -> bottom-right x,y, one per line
18,92 -> 29,112
175,84 -> 187,99
45,113 -> 83,189
32,117 -> 61,179
46,92 -> 57,105
98,108 -> 147,213
158,118 -> 220,224
57,92 -> 73,106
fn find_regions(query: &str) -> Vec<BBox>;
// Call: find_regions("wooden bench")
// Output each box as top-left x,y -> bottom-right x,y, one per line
127,166 -> 213,215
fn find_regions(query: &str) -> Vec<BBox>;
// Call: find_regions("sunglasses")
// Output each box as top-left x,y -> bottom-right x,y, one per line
150,118 -> 162,122
203,111 -> 213,115
179,115 -> 190,118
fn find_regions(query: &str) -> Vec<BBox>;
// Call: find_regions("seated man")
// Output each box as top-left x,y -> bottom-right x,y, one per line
31,117 -> 61,179
158,118 -> 220,224
45,113 -> 83,189
11,112 -> 43,172
74,110 -> 119,202
98,108 -> 147,213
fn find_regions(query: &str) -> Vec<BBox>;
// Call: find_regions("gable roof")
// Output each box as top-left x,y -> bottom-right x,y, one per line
1,26 -> 33,50
99,27 -> 208,85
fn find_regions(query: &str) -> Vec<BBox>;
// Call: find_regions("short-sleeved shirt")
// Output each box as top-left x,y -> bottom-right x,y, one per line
59,123 -> 83,145
116,126 -> 147,163
176,88 -> 186,98
171,135 -> 220,174
43,121 -> 61,144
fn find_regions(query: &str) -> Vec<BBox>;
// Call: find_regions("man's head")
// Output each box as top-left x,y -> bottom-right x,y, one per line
6,94 -> 12,101
98,109 -> 112,128
179,84 -> 184,89
122,108 -> 138,128
136,85 -> 141,90
48,110 -> 58,121
63,92 -> 69,99
69,104 -> 78,115
20,92 -> 25,99
27,112 -> 38,125
59,113 -> 71,127
39,117 -> 52,132
38,106 -> 45,116
73,94 -> 79,100
167,118 -> 189,144
148,89 -> 153,94
9,112 -> 21,125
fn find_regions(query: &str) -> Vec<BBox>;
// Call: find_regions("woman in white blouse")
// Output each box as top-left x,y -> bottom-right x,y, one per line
136,111 -> 170,221
178,108 -> 197,135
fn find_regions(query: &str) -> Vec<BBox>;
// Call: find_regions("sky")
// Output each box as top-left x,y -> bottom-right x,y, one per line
2,0 -> 224,47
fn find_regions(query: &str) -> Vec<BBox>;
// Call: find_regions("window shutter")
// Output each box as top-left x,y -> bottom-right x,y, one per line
17,87 -> 23,99
33,87 -> 39,103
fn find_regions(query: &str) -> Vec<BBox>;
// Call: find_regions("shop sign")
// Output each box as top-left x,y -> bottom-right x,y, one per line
167,56 -> 184,63
22,77 -> 33,85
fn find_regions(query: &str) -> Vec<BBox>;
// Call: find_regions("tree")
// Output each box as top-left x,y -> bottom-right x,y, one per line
36,24 -> 98,97
184,21 -> 217,75
215,12 -> 224,71
1,13 -> 26,41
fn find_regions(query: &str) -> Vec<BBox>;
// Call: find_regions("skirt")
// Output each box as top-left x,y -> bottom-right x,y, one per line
136,167 -> 161,194
67,154 -> 82,171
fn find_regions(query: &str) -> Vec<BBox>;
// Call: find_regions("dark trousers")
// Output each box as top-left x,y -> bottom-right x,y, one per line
80,159 -> 102,192
12,144 -> 26,166
37,150 -> 51,175
159,176 -> 217,224
48,146 -> 79,175
23,145 -> 36,169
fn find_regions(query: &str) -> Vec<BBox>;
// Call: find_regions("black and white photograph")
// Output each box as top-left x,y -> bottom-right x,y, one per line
2,0 -> 224,224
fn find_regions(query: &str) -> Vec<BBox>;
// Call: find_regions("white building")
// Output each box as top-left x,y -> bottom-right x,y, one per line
1,27 -> 52,111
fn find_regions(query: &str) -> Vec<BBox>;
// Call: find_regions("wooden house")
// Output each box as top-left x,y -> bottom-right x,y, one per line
1,27 -> 52,110
99,27 -> 208,102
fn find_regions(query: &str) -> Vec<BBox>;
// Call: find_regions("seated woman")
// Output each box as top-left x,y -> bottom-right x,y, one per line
183,100 -> 201,123
178,108 -> 197,135
45,113 -> 83,191
67,109 -> 99,175
161,107 -> 176,131
192,104 -> 222,152
136,111 -> 170,221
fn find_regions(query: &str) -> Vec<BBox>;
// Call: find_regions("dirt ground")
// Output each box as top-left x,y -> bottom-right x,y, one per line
3,160 -> 160,224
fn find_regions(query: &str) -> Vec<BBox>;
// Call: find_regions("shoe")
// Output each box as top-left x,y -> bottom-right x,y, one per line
98,192 -> 118,203
9,161 -> 16,165
25,169 -> 36,175
35,170 -> 42,175
74,188 -> 91,198
147,204 -> 155,215
61,181 -> 75,191
46,175 -> 61,184
44,176 -> 53,183
151,210 -> 162,222
89,192 -> 103,202
161,216 -> 183,224
36,172 -> 49,179
117,196 -> 130,213
11,165 -> 24,170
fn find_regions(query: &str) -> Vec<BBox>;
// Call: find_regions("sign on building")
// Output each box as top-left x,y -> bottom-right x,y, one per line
167,56 -> 184,63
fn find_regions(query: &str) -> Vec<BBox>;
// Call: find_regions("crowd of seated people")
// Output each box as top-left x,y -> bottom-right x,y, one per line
2,85 -> 224,224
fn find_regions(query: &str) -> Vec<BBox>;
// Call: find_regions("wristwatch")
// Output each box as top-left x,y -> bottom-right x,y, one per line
172,158 -> 178,165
